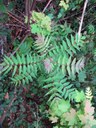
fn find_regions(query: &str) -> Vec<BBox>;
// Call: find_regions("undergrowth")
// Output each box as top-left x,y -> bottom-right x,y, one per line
0,0 -> 96,128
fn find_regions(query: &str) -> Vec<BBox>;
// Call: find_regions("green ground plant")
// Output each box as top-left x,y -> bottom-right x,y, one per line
0,0 -> 96,128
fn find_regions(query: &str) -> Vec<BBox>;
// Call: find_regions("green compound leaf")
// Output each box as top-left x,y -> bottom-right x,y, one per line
50,99 -> 70,117
75,90 -> 85,102
30,11 -> 51,35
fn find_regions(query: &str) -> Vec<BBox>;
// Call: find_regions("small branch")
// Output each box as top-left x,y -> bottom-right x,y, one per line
25,0 -> 29,17
59,10 -> 82,22
5,23 -> 27,29
28,0 -> 31,28
78,0 -> 89,39
42,0 -> 52,13
25,0 -> 31,28
30,0 -> 37,12
15,9 -> 25,17
7,11 -> 25,27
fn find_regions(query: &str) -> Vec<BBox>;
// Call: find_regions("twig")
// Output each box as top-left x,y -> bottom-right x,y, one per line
5,23 -> 27,29
78,0 -> 89,39
59,10 -> 82,22
42,0 -> 52,13
25,0 -> 29,17
25,0 -> 31,28
28,0 -> 31,28
7,11 -> 25,27
30,0 -> 37,12
15,9 -> 25,17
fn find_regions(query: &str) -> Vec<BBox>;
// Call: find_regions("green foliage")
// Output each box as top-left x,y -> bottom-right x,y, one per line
1,54 -> 41,85
0,0 -> 96,127
1,33 -> 86,106
85,87 -> 93,100
0,4 -> 7,13
49,99 -> 70,117
48,34 -> 85,80
78,70 -> 86,82
49,92 -> 96,127
74,90 -> 85,102
87,24 -> 95,34
34,35 -> 51,56
78,100 -> 96,127
44,70 -> 75,102
30,11 -> 51,35
59,0 -> 69,11
13,38 -> 33,55
1,33 -> 85,86
57,0 -> 84,19
51,22 -> 72,40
